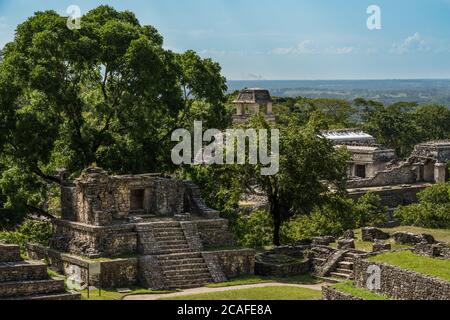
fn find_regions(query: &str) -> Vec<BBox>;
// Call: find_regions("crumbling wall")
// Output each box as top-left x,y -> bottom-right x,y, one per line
347,163 -> 419,189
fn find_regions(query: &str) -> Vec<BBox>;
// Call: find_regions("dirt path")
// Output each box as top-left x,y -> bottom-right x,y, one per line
123,282 -> 326,300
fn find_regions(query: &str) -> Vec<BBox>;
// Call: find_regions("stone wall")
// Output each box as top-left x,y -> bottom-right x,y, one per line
255,259 -> 310,277
348,185 -> 427,208
322,286 -> 362,301
27,244 -> 138,288
196,219 -> 236,248
0,244 -> 22,262
347,163 -> 419,189
203,249 -> 255,278
50,220 -> 137,258
354,258 -> 450,300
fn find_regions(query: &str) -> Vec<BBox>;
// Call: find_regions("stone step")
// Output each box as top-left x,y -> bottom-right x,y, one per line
338,261 -> 354,270
159,258 -> 205,267
159,244 -> 191,250
152,227 -> 184,232
0,261 -> 48,283
342,256 -> 355,263
155,235 -> 187,242
329,272 -> 351,280
161,263 -> 209,272
159,248 -> 195,255
4,292 -> 81,300
336,268 -> 353,275
166,278 -> 213,289
163,268 -> 210,277
157,253 -> 203,261
150,222 -> 182,228
0,279 -> 65,298
156,239 -> 188,245
164,272 -> 211,281
153,232 -> 185,238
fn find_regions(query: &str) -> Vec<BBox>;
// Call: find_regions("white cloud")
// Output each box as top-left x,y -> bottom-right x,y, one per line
0,17 -> 6,29
271,40 -> 354,55
271,40 -> 316,55
391,32 -> 430,54
199,49 -> 226,57
247,73 -> 265,80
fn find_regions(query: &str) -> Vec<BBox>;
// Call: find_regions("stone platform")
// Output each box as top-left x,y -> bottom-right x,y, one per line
0,244 -> 80,300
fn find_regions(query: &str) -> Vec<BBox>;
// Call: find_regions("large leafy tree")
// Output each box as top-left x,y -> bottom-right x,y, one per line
0,6 -> 227,224
186,115 -> 350,246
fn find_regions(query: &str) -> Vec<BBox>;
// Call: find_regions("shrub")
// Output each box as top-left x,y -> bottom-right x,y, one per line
354,192 -> 388,227
0,219 -> 52,251
234,210 -> 273,248
394,183 -> 450,229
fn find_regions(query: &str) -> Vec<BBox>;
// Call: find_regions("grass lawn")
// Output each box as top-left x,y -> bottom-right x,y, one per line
160,286 -> 322,301
381,226 -> 450,245
331,282 -> 389,300
206,274 -> 320,288
80,287 -> 177,300
368,251 -> 450,282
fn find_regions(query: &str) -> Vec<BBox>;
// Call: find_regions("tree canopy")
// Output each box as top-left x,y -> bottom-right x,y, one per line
0,6 -> 228,225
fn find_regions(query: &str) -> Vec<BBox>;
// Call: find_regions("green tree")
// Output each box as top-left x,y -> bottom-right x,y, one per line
0,6 -> 227,225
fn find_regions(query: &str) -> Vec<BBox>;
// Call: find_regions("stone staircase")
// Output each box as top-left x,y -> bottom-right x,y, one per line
137,221 -> 214,289
312,247 -> 364,282
0,244 -> 80,300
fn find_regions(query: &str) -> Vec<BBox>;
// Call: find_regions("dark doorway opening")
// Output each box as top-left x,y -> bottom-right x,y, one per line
130,189 -> 145,211
356,165 -> 367,179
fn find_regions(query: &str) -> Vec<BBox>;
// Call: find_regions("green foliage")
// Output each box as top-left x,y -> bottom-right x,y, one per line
0,219 -> 52,250
0,6 -> 228,225
281,193 -> 387,243
234,210 -> 273,248
353,192 -> 388,227
395,183 -> 450,229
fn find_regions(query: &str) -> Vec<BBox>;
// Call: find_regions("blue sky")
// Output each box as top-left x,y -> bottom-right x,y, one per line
1,0 -> 450,80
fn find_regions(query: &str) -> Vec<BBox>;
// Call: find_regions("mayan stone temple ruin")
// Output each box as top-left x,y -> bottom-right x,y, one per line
27,167 -> 255,290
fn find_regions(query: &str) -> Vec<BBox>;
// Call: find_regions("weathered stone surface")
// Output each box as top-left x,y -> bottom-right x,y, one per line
0,244 -> 22,263
343,230 -> 355,239
354,258 -> 450,300
372,241 -> 392,252
316,250 -> 348,277
362,227 -> 390,242
255,253 -> 309,277
0,244 -> 80,300
322,286 -> 362,301
312,236 -> 335,246
393,232 -> 435,245
337,239 -> 355,250
138,256 -> 166,290
414,242 -> 450,259
204,249 -> 255,279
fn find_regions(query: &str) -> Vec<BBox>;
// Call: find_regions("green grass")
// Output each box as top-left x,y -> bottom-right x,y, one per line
381,226 -> 450,245
80,287 -> 177,300
369,251 -> 450,282
160,286 -> 322,300
206,274 -> 320,288
330,229 -> 411,252
331,282 -> 389,300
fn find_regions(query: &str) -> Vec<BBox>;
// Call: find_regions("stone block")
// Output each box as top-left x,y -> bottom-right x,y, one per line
372,241 -> 392,252
362,227 -> 390,242
337,239 -> 355,250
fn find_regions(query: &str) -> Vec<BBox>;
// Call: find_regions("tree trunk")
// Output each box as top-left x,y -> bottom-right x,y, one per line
271,199 -> 281,246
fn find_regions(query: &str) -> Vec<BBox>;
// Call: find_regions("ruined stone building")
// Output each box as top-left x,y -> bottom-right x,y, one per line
323,129 -> 450,210
28,167 -> 254,290
232,88 -> 276,123
322,129 -> 397,179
